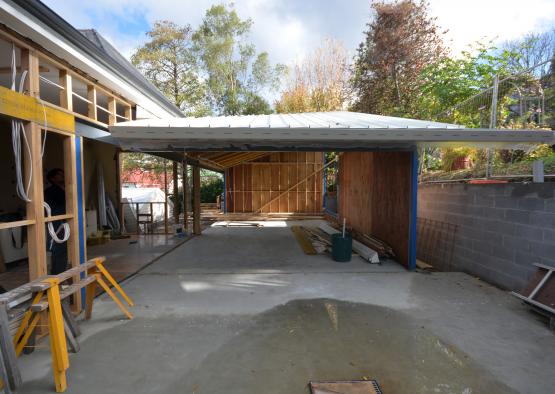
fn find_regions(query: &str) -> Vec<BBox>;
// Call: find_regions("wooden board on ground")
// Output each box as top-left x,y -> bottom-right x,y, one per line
416,259 -> 436,271
291,226 -> 317,255
310,380 -> 383,394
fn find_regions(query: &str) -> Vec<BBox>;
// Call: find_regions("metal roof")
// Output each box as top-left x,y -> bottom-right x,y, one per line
110,111 -> 555,152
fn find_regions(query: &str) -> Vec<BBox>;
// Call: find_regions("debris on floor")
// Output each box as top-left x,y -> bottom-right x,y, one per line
416,259 -> 436,272
511,263 -> 555,330
319,224 -> 379,263
309,380 -> 383,394
291,226 -> 318,255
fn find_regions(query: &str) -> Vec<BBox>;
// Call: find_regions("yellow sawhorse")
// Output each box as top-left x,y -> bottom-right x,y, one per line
10,279 -> 69,392
5,256 -> 135,392
85,257 -> 134,320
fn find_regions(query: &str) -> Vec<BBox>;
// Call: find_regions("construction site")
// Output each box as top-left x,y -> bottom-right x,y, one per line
0,1 -> 554,393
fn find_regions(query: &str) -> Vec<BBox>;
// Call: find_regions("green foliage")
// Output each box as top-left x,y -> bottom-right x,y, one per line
192,4 -> 285,115
200,177 -> 224,203
417,42 -> 520,123
131,21 -> 210,116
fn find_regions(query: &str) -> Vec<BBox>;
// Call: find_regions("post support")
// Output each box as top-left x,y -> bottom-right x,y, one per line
193,165 -> 201,235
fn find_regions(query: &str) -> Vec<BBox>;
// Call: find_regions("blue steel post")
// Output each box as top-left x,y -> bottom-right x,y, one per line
408,149 -> 418,271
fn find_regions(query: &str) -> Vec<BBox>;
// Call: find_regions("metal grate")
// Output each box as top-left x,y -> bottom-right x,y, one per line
310,380 -> 383,394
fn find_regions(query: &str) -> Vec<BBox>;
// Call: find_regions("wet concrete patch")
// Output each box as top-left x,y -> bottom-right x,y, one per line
172,299 -> 516,394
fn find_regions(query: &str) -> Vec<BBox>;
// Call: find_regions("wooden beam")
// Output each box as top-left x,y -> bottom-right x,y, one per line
182,155 -> 189,232
173,161 -> 179,224
0,220 -> 36,230
25,122 -> 47,281
193,166 -> 201,235
108,96 -> 117,125
115,149 -> 124,233
59,70 -> 72,112
87,85 -> 97,120
21,49 -> 39,98
0,86 -> 75,133
124,105 -> 132,121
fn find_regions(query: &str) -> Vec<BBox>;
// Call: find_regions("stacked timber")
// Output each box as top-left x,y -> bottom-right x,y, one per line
326,221 -> 395,258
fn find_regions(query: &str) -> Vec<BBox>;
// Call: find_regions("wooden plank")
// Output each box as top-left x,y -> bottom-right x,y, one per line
0,303 -> 21,389
0,220 -> 36,230
0,341 -> 13,393
291,226 -> 317,255
193,166 -> 201,235
173,161 -> 179,224
61,302 -> 81,338
164,160 -> 169,234
0,86 -> 75,133
182,156 -> 189,231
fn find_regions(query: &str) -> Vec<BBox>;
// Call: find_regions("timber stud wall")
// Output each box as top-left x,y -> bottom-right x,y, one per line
225,152 -> 324,213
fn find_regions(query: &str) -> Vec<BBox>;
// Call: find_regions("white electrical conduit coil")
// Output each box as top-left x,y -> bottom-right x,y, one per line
10,43 -> 69,245
44,202 -> 70,247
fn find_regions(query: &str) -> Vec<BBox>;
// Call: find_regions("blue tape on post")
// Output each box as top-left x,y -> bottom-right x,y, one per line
408,149 -> 418,271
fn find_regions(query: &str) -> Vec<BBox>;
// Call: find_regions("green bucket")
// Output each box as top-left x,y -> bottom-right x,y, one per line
332,233 -> 352,262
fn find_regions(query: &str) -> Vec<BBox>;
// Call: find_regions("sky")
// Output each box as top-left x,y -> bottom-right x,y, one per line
43,0 -> 555,65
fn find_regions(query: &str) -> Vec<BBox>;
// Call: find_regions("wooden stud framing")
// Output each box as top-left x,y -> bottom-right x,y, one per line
0,27 -> 135,126
163,160 -> 169,234
108,96 -> 117,125
20,48 -> 48,281
172,161 -> 179,225
193,166 -> 201,235
58,70 -> 72,112
87,85 -> 97,120
182,156 -> 189,232
124,104 -> 132,121
63,136 -> 82,310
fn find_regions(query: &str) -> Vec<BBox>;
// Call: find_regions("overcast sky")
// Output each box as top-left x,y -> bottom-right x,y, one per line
43,0 -> 555,65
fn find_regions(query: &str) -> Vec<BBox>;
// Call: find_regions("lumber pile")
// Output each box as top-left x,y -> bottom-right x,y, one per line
319,223 -> 380,264
326,221 -> 395,258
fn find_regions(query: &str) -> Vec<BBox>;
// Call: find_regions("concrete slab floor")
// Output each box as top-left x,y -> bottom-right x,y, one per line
15,221 -> 555,394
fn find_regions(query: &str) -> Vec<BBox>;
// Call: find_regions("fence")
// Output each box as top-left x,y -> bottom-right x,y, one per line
428,59 -> 554,180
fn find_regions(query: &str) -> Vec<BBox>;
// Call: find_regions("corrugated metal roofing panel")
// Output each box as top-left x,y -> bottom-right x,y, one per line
109,111 -> 555,152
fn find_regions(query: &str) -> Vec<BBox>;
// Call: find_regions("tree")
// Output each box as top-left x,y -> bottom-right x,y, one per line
275,38 -> 350,113
503,30 -> 555,76
351,0 -> 446,116
132,20 -> 209,116
193,4 -> 285,115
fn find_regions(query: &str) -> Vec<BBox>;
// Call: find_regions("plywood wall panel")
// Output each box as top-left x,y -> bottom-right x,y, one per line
338,151 -> 411,267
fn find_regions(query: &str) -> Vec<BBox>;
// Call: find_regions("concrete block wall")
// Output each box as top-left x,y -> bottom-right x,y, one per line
418,182 -> 555,291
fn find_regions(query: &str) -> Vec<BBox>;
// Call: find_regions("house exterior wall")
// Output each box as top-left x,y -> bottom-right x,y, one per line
418,182 -> 555,290
225,152 -> 324,214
